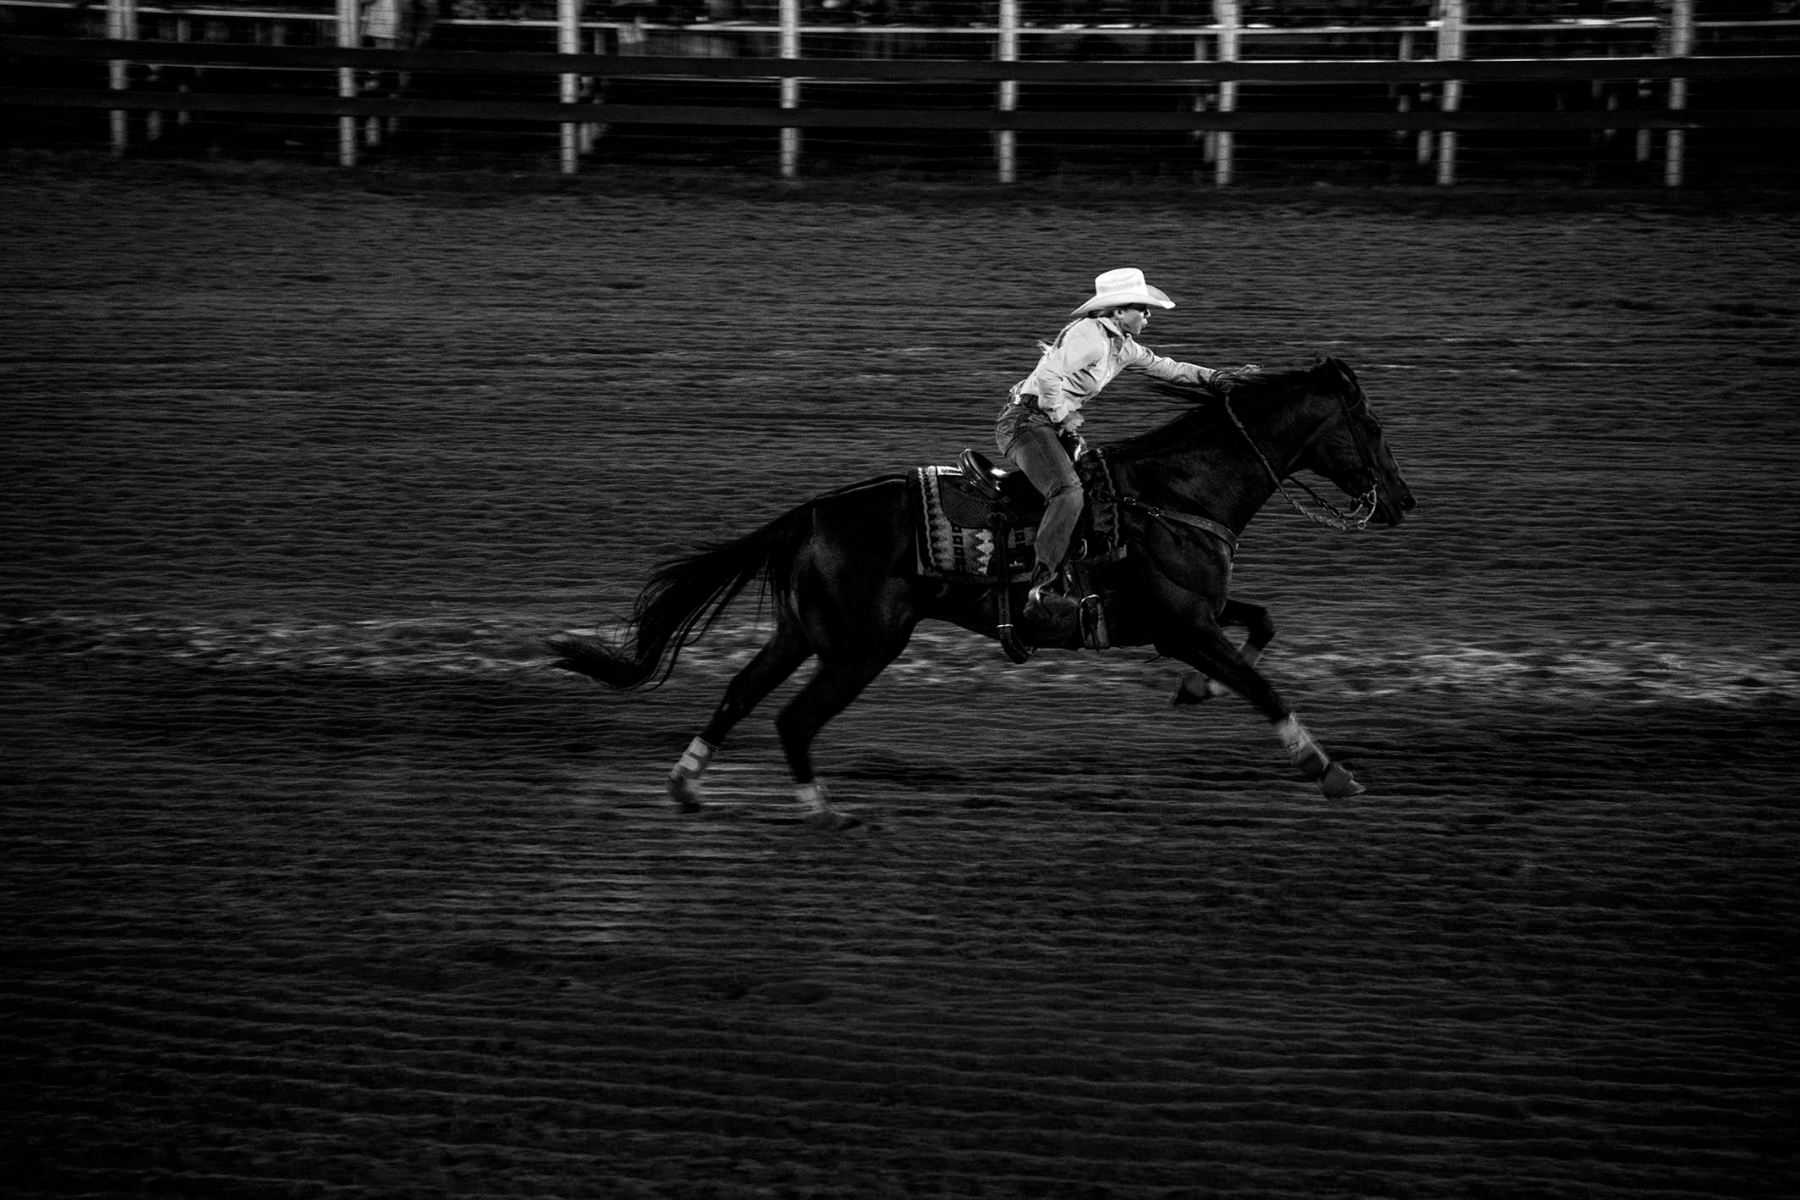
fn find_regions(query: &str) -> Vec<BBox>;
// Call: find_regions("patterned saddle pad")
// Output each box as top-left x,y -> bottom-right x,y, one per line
913,466 -> 1035,581
911,456 -> 1124,582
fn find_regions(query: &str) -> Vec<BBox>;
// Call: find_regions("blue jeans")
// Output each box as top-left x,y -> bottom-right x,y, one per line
996,405 -> 1083,578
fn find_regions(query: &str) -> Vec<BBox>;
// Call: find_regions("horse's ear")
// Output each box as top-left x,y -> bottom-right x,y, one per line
1318,355 -> 1355,389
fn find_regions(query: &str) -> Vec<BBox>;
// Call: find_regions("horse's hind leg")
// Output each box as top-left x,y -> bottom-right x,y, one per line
668,620 -> 810,812
774,650 -> 903,829
1174,598 -> 1275,706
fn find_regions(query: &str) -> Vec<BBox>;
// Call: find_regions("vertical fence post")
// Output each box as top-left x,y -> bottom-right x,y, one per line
559,0 -> 580,175
1436,0 -> 1465,186
1665,0 -> 1693,187
106,0 -> 137,155
581,20 -> 600,156
174,13 -> 192,135
1192,26 -> 1211,171
1212,0 -> 1238,186
779,0 -> 800,178
996,0 -> 1018,184
337,0 -> 358,167
1400,29 -> 1431,166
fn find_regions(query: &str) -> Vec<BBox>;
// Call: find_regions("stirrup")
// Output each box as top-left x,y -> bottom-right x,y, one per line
991,515 -> 1035,664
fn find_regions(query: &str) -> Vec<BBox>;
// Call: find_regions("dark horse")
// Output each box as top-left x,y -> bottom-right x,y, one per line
552,357 -> 1415,827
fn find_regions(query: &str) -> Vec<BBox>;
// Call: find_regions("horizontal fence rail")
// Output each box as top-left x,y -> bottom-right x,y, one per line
15,85 -> 1794,134
5,8 -> 1798,187
11,35 -> 1800,85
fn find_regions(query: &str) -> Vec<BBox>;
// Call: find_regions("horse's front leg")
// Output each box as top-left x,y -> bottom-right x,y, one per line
1173,597 -> 1274,706
1153,612 -> 1364,801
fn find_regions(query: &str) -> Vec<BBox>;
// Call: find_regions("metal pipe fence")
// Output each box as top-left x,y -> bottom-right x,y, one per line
4,0 -> 1797,185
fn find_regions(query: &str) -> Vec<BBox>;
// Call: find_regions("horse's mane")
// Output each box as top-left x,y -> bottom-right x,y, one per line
1105,357 -> 1355,460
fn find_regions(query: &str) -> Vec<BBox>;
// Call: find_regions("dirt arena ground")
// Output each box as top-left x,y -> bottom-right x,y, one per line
4,162 -> 1798,1198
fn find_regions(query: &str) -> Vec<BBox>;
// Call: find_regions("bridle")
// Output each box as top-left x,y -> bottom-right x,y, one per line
1104,373 -> 1381,555
1222,386 -> 1380,533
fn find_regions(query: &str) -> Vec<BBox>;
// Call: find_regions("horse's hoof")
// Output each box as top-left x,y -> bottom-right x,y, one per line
668,775 -> 705,813
804,809 -> 862,832
1319,762 -> 1366,799
1172,672 -> 1221,706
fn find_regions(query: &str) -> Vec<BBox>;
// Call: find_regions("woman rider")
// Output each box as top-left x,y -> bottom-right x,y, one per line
997,267 -> 1237,635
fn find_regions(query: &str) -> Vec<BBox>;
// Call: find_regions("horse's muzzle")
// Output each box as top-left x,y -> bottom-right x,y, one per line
1378,480 -> 1418,526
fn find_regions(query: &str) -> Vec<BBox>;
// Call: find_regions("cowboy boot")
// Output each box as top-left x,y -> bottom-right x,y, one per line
1021,561 -> 1080,641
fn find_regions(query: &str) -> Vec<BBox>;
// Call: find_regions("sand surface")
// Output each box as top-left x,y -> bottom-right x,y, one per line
4,167 -> 1798,1198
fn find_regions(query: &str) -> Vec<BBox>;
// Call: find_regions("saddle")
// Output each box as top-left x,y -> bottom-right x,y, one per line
950,448 -> 1046,523
916,449 -> 1126,566
911,449 -> 1128,663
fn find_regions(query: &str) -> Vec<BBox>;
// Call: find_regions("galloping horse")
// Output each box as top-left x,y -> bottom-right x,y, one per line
551,357 -> 1415,827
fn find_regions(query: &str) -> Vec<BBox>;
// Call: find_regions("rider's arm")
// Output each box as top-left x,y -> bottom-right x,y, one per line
1122,338 -> 1218,386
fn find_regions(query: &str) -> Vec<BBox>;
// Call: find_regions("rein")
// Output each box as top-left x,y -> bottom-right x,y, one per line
1097,453 -> 1240,558
1096,369 -> 1379,555
1222,393 -> 1378,533
1117,495 -> 1239,557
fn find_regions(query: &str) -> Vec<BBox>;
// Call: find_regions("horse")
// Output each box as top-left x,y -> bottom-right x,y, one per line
550,357 -> 1415,828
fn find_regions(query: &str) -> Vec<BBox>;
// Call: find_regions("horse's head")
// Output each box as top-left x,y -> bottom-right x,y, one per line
1280,357 -> 1416,528
1112,359 -> 1415,532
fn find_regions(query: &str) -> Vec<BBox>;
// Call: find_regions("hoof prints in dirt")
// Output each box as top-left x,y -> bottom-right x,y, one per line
6,694 -> 1795,1198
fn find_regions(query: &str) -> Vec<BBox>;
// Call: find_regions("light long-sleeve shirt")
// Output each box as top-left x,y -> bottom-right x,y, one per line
1014,315 -> 1217,433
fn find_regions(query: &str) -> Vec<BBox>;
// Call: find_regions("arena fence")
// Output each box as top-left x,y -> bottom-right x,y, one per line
4,0 -> 1798,186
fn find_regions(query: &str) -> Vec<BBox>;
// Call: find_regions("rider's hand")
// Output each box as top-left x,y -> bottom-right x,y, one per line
1209,364 -> 1262,391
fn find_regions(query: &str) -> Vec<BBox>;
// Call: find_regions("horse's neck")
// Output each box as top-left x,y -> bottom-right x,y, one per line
1115,387 -> 1324,530
1114,430 -> 1276,532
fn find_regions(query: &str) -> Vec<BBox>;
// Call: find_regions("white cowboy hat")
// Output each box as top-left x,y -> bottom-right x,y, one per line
1069,267 -> 1175,316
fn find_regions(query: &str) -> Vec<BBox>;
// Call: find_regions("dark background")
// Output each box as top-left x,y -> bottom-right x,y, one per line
8,0 -> 1800,188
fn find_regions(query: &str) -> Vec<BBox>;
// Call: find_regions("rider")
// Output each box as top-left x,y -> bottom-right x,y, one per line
998,267 -> 1234,634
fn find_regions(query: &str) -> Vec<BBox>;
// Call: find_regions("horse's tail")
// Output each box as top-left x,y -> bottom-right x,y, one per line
548,507 -> 808,690
549,476 -> 900,690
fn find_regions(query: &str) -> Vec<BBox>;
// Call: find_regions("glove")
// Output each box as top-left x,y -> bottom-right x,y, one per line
1207,364 -> 1262,391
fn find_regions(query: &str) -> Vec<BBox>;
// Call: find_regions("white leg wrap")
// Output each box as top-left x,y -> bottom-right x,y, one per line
667,737 -> 715,812
1275,715 -> 1329,776
671,736 -> 715,780
795,781 -> 829,813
